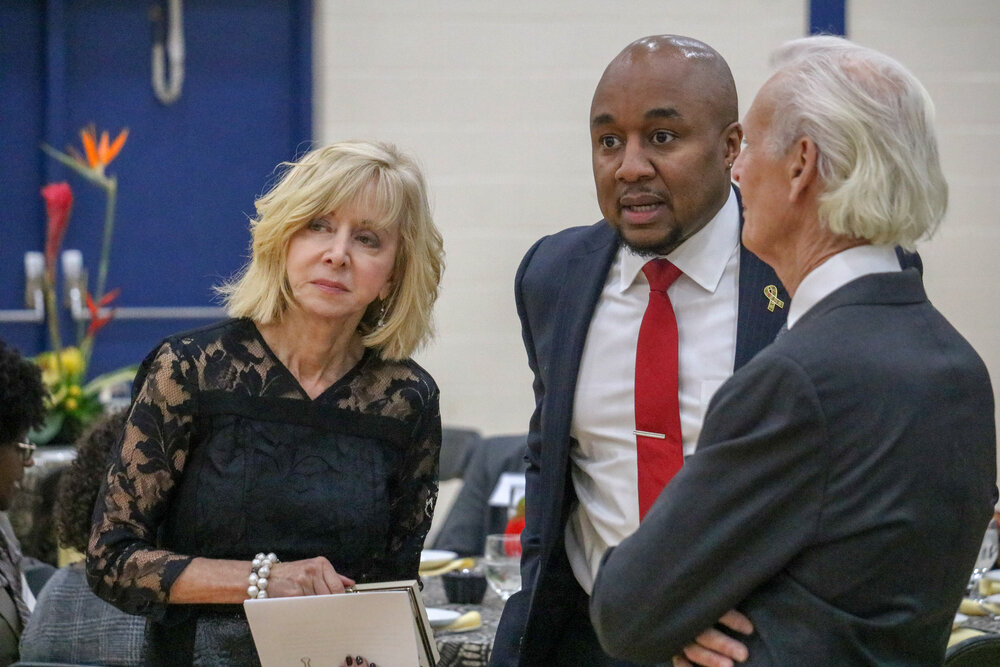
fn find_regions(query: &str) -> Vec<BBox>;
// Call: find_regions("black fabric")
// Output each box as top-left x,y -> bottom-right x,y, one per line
946,634 -> 1000,667
88,319 -> 442,666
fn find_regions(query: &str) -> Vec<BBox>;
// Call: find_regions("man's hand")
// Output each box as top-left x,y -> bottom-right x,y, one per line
672,609 -> 754,667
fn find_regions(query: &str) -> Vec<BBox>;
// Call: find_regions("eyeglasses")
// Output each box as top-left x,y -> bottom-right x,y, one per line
16,441 -> 36,465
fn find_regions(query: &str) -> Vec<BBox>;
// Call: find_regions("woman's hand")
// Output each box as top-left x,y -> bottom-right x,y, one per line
341,655 -> 376,667
167,555 -> 357,604
267,556 -> 356,597
672,609 -> 754,667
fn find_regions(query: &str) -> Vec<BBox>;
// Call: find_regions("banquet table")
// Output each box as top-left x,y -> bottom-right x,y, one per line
423,574 -> 506,667
423,571 -> 1000,666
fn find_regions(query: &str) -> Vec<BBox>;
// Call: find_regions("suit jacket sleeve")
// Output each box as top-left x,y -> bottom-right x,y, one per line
590,352 -> 829,663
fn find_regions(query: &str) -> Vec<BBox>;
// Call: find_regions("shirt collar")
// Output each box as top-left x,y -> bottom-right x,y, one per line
788,244 -> 901,328
618,187 -> 740,293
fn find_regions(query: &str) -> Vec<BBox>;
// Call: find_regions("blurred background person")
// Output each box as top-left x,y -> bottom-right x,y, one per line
432,434 -> 528,557
87,140 -> 445,665
0,339 -> 46,666
19,408 -> 144,666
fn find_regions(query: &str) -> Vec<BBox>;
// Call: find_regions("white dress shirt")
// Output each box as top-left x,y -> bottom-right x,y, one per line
566,189 -> 741,593
787,245 -> 902,330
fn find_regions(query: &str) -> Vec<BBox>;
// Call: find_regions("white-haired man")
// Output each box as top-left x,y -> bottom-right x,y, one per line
591,36 -> 997,665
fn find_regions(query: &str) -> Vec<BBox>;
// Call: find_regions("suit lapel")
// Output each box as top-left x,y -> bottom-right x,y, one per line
543,224 -> 618,502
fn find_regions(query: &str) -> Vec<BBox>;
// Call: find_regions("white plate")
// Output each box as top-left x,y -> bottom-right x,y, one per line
420,549 -> 458,570
425,607 -> 461,629
954,612 -> 969,627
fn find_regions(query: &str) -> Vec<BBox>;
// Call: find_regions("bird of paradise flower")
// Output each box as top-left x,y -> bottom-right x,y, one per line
68,125 -> 129,177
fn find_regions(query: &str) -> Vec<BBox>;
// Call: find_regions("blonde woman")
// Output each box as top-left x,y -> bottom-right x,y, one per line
87,141 -> 445,665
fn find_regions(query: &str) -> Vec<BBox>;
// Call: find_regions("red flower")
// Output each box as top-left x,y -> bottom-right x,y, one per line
502,526 -> 523,556
505,515 -> 525,536
41,182 -> 73,274
86,288 -> 120,337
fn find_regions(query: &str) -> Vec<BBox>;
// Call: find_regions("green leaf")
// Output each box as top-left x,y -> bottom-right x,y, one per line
40,143 -> 112,190
83,364 -> 138,395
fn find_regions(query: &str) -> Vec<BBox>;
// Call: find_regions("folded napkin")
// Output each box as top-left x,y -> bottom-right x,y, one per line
980,578 -> 1000,597
439,610 -> 482,633
419,557 -> 476,578
949,627 -> 988,648
959,598 -> 1000,616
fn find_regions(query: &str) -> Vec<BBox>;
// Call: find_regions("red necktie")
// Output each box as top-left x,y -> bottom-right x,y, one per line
635,258 -> 683,520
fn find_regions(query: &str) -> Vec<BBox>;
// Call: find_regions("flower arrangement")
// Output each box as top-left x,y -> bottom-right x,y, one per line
31,126 -> 137,445
504,496 -> 526,556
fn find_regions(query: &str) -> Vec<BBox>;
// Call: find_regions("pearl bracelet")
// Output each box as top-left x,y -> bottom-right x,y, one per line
247,552 -> 279,599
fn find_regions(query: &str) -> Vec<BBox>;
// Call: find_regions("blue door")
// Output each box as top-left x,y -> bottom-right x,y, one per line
0,0 -> 312,377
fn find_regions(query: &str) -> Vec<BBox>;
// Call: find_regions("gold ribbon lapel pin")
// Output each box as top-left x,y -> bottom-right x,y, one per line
763,285 -> 785,312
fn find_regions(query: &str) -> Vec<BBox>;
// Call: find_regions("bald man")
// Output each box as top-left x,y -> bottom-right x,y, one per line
490,35 -> 789,666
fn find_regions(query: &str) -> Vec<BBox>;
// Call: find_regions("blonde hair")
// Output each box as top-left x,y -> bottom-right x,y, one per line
765,36 -> 947,250
217,141 -> 444,360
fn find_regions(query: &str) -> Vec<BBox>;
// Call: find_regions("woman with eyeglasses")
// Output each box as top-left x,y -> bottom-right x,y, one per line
0,338 -> 46,666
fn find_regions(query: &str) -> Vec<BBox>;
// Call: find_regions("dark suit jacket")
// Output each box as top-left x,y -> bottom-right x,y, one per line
491,190 -> 789,666
0,586 -> 20,667
591,269 -> 997,665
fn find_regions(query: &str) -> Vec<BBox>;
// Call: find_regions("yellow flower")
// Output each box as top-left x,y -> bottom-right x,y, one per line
64,397 -> 78,411
67,385 -> 81,397
36,351 -> 58,373
60,347 -> 84,376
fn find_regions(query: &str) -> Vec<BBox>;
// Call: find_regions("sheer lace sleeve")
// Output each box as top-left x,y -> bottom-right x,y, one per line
86,340 -> 197,619
374,377 -> 441,580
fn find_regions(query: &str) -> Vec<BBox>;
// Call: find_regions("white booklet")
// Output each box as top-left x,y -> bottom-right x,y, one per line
244,580 -> 439,667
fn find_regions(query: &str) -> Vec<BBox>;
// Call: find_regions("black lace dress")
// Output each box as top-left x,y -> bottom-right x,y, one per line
87,318 -> 441,665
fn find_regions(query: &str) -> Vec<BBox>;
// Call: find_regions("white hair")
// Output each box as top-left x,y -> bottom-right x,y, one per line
764,36 -> 947,250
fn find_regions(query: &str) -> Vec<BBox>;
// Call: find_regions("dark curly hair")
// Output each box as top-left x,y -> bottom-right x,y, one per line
54,408 -> 128,552
0,338 -> 47,445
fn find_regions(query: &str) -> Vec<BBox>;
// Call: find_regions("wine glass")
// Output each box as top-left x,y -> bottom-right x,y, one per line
483,533 -> 522,601
967,518 -> 999,600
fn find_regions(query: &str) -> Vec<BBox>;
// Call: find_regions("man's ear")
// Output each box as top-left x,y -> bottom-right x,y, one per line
788,136 -> 819,202
723,122 -> 743,168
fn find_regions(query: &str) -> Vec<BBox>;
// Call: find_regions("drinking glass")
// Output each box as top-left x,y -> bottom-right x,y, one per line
483,533 -> 522,601
967,518 -> 999,600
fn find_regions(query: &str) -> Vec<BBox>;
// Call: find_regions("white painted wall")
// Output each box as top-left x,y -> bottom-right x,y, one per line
850,2 -> 1000,460
314,1 -> 1000,444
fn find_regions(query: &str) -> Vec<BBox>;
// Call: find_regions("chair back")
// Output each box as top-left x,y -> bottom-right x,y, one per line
946,634 -> 1000,667
439,427 -> 482,480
